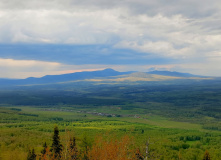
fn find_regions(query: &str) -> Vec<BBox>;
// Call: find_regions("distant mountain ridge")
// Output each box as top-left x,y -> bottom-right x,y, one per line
25,68 -> 129,83
147,70 -> 202,77
0,68 -> 132,87
0,69 -> 208,87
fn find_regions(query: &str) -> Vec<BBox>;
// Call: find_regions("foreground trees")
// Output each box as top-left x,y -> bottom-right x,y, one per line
28,126 -> 212,160
32,126 -> 141,160
39,126 -> 79,160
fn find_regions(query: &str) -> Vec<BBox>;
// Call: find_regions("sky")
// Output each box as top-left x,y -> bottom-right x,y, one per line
0,0 -> 221,78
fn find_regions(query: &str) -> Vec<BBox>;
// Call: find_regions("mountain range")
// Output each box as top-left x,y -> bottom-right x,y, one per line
0,68 -> 211,87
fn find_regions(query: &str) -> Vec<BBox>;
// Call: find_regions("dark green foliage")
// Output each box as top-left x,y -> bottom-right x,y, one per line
203,123 -> 221,131
27,149 -> 36,160
18,113 -> 38,117
49,117 -> 64,121
51,126 -> 63,158
10,108 -> 22,111
182,135 -> 201,141
181,143 -> 190,149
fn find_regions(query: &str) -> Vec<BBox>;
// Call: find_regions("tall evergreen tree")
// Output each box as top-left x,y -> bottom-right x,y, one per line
51,126 -> 63,159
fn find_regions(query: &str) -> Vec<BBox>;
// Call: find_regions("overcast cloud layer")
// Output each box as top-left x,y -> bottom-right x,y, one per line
0,0 -> 221,78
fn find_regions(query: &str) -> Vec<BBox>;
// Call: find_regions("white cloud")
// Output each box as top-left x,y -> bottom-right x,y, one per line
0,1 -> 220,60
0,58 -> 61,78
0,58 -> 112,78
0,58 -> 60,68
0,0 -> 221,77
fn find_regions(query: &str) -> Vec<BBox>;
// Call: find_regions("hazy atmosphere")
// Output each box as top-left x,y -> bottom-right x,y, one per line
1,0 -> 221,78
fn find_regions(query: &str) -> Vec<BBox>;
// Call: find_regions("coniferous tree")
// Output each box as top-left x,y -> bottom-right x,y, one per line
51,126 -> 63,159
203,150 -> 211,160
27,149 -> 36,160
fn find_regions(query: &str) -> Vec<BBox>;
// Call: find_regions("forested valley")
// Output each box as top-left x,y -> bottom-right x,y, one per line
1,78 -> 221,159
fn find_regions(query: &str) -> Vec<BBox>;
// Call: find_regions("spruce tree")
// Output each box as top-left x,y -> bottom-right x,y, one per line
51,126 -> 63,159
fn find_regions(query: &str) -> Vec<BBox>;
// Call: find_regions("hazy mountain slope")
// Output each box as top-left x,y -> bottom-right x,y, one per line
0,69 -> 212,88
0,68 -> 132,87
147,71 -> 203,77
